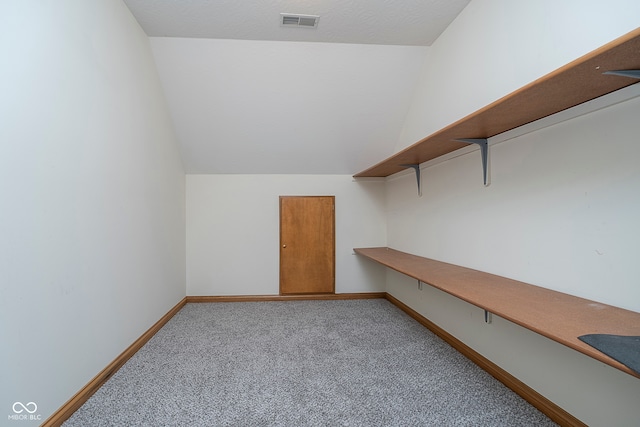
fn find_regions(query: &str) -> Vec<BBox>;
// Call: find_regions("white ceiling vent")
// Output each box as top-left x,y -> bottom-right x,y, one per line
280,13 -> 319,29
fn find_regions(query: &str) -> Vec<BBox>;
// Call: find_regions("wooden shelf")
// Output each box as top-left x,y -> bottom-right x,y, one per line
355,247 -> 640,378
354,28 -> 640,178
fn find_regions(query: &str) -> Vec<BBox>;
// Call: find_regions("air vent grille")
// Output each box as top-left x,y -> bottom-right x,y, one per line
280,13 -> 319,28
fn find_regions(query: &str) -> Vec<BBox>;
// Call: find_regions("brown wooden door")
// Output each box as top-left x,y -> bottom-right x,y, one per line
280,196 -> 335,294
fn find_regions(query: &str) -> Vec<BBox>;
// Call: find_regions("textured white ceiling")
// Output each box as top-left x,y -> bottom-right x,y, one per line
124,0 -> 470,46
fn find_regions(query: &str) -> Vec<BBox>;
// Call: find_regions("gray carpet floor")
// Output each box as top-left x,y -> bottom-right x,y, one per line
64,299 -> 557,426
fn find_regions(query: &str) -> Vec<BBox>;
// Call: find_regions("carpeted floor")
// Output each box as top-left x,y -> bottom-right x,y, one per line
64,299 -> 557,426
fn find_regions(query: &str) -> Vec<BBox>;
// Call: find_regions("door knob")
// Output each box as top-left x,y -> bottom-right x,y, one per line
282,245 -> 287,248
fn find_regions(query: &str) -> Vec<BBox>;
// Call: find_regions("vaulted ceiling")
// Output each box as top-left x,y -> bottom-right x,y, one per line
123,0 -> 471,174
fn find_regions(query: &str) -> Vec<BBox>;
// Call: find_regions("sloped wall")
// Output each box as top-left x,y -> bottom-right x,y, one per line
398,0 -> 640,150
149,37 -> 428,175
0,1 -> 185,422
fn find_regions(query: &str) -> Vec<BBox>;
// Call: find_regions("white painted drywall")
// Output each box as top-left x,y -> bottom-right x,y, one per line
149,37 -> 428,174
398,0 -> 640,151
186,175 -> 386,295
0,1 -> 185,423
385,1 -> 640,423
389,93 -> 640,312
387,91 -> 640,426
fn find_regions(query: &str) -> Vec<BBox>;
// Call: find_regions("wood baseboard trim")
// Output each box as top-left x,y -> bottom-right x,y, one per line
186,292 -> 386,303
41,297 -> 188,427
384,293 -> 586,427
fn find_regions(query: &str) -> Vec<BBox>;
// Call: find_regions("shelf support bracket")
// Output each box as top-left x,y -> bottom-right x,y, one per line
400,164 -> 422,197
456,138 -> 489,186
484,310 -> 492,324
603,70 -> 640,79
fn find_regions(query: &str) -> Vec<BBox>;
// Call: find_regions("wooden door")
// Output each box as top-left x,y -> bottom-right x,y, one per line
280,196 -> 335,294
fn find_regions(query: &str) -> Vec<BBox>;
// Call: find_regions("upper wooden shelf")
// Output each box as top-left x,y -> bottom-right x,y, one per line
355,247 -> 640,378
354,28 -> 640,178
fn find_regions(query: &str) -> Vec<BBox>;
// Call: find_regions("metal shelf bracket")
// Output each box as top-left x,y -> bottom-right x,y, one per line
400,164 -> 422,196
456,138 -> 490,186
484,310 -> 493,324
603,69 -> 640,79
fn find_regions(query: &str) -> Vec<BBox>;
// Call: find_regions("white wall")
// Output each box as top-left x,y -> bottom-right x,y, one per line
149,37 -> 428,175
389,92 -> 640,311
398,0 -> 640,150
385,1 -> 640,424
187,175 -> 386,295
0,1 -> 185,423
386,94 -> 640,424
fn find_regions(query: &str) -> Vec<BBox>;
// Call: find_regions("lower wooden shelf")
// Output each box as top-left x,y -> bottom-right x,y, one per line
355,247 -> 640,378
